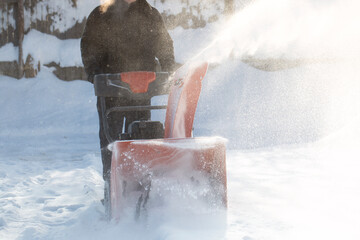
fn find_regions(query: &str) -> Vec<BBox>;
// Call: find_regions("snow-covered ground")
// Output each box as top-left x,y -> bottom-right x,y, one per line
1,0 -> 360,239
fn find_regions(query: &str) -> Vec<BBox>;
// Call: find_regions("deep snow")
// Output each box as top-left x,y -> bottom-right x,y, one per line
1,0 -> 360,239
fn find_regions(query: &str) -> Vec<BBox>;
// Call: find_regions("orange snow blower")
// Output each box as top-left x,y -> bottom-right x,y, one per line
94,62 -> 227,220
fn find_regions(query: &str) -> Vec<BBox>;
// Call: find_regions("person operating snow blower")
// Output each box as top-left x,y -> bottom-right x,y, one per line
80,0 -> 175,205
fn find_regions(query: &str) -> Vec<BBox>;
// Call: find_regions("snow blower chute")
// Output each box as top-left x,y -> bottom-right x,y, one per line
94,62 -> 227,220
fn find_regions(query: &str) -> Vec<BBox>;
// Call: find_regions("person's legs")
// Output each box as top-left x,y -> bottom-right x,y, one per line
97,97 -> 126,181
97,97 -> 127,217
96,96 -> 151,217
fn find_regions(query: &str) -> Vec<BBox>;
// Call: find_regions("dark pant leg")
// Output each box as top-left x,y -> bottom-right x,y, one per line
97,97 -> 124,181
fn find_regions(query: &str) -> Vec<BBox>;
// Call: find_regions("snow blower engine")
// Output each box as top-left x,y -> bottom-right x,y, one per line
94,62 -> 227,220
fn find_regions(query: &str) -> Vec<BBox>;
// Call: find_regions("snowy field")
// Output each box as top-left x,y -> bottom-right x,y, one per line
1,0 -> 360,239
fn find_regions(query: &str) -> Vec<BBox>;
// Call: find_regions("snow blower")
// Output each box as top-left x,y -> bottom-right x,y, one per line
94,62 -> 227,220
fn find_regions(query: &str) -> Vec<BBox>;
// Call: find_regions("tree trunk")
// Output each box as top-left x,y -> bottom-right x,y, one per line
17,0 -> 24,79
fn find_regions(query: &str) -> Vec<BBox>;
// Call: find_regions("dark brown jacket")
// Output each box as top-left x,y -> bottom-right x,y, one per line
81,0 -> 175,82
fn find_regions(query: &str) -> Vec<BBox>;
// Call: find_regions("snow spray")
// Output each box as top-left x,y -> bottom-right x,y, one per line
192,0 -> 360,148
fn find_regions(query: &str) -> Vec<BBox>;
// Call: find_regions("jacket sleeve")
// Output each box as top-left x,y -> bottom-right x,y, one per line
80,7 -> 106,83
152,9 -> 175,73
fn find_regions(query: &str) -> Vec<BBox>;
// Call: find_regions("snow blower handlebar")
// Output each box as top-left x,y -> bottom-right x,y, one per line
94,72 -> 171,100
94,71 -> 171,143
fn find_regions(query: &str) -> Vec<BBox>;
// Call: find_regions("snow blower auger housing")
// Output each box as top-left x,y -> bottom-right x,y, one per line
94,62 -> 227,220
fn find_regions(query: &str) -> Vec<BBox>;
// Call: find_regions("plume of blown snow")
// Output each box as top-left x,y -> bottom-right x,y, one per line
196,0 -> 360,63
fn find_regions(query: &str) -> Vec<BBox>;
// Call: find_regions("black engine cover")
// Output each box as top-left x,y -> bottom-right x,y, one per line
128,121 -> 164,139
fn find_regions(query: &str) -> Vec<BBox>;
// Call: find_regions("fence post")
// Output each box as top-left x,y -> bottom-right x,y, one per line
17,0 -> 24,79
